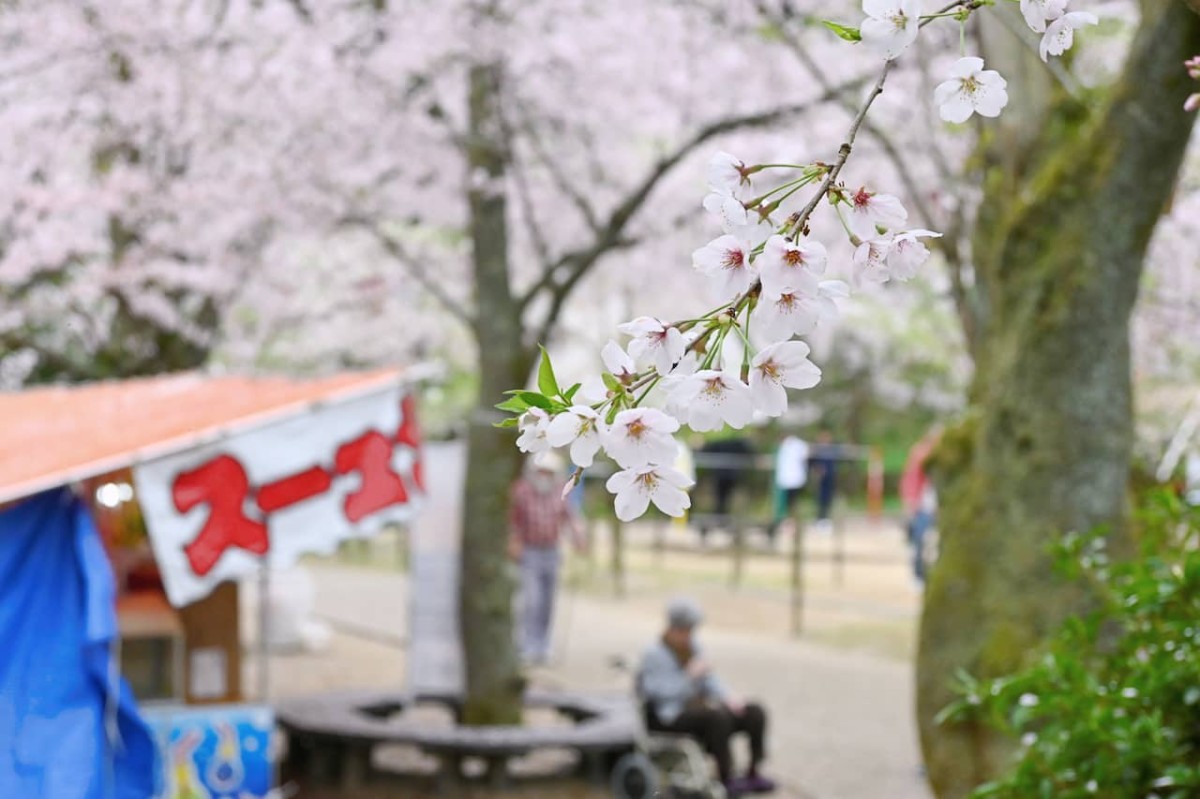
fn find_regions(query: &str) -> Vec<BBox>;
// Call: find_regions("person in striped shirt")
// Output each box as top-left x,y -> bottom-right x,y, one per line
508,452 -> 584,664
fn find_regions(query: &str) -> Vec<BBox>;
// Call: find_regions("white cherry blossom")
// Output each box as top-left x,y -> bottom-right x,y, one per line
602,340 -> 637,382
606,465 -> 694,521
1039,12 -> 1098,62
603,407 -> 680,469
860,0 -> 920,60
703,190 -> 774,245
708,151 -> 751,194
847,188 -> 909,238
888,229 -> 942,279
1019,0 -> 1068,32
619,316 -> 688,376
934,57 -> 1009,123
749,341 -> 823,417
666,370 -> 754,432
516,408 -> 552,454
703,190 -> 750,230
853,235 -> 895,283
752,281 -> 848,341
545,405 -> 606,468
757,234 -> 827,297
692,233 -> 757,299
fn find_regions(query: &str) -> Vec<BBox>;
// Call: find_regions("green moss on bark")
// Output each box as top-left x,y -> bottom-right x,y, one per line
917,2 -> 1200,796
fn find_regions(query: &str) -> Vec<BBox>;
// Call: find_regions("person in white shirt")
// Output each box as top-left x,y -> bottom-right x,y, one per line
769,434 -> 809,541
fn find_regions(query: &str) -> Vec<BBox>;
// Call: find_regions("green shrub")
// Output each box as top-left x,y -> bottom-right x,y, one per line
938,492 -> 1200,798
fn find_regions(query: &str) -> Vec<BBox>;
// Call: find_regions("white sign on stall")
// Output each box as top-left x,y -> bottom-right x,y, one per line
135,386 -> 423,607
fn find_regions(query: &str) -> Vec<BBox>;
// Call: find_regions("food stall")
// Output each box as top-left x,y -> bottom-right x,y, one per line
0,369 -> 423,799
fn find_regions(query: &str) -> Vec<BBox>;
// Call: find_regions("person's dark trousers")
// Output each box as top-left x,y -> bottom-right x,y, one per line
816,479 -> 834,521
648,703 -> 768,783
909,510 -> 934,582
769,487 -> 803,540
715,477 -> 737,516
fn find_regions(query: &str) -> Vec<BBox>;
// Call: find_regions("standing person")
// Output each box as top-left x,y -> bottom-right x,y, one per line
507,451 -> 584,665
808,430 -> 839,534
698,436 -> 754,544
769,433 -> 809,542
900,428 -> 941,586
639,598 -> 776,796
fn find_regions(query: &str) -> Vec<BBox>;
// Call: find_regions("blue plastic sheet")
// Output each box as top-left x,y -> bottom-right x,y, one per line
0,489 -> 158,798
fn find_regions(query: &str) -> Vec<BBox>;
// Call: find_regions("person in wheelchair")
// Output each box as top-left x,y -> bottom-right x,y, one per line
638,598 -> 776,796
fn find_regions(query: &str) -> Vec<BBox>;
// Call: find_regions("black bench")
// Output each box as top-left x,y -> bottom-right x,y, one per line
276,688 -> 642,790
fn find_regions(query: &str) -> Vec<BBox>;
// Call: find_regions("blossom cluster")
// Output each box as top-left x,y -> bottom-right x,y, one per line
501,0 -> 1102,523
860,0 -> 1096,123
502,151 -> 938,521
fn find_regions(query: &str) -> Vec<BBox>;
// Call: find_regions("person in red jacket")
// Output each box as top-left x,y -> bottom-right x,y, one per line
900,427 -> 941,586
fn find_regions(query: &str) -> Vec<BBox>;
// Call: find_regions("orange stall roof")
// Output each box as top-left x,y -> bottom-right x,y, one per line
0,369 -> 405,505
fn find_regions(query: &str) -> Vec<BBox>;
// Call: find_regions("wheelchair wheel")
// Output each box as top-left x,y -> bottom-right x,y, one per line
611,751 -> 660,799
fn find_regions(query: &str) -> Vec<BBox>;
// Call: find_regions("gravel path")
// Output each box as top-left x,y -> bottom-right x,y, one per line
249,545 -> 932,799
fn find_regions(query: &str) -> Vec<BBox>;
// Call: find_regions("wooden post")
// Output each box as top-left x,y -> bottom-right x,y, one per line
790,506 -> 805,637
730,519 -> 745,590
396,523 -> 409,572
611,518 -> 626,598
833,499 -> 846,589
867,446 -> 885,524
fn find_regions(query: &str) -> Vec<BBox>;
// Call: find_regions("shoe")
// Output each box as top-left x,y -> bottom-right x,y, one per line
723,778 -> 748,798
741,773 -> 777,793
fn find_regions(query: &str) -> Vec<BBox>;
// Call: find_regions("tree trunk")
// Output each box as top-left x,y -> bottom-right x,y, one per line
917,2 -> 1200,795
458,62 -> 530,726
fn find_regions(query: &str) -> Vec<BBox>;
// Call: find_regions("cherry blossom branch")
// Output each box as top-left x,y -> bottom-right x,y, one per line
753,0 -> 939,230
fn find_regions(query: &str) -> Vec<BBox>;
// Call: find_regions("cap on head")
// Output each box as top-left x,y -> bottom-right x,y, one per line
666,597 -> 704,630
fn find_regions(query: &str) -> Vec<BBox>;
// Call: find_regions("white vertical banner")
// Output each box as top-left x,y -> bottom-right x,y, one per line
134,386 -> 423,607
406,440 -> 465,697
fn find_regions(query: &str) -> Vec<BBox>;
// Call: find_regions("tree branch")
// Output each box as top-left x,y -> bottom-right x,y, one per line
343,216 -> 475,325
517,71 -> 874,333
507,97 -> 603,235
756,0 -> 939,229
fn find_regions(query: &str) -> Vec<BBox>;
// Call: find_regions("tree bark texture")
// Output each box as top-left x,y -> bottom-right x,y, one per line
458,62 -> 530,725
917,2 -> 1200,795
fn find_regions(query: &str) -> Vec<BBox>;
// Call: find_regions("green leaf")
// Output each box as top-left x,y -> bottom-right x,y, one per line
563,382 -> 582,402
515,391 -> 553,410
493,417 -> 519,429
602,372 -> 622,392
537,345 -> 560,398
495,396 -> 528,413
822,20 -> 861,42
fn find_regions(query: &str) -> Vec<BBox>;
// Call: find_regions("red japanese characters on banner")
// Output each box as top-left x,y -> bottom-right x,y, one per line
135,385 -> 422,607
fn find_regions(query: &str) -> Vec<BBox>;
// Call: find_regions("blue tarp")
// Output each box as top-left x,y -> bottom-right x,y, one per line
0,489 -> 159,798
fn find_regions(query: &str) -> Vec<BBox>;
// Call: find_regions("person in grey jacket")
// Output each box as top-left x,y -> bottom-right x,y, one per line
637,598 -> 775,796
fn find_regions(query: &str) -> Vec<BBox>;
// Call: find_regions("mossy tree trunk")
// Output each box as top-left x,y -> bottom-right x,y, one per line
458,61 -> 532,725
917,2 -> 1200,795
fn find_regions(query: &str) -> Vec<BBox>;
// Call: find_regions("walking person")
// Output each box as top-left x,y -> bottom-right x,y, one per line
900,427 -> 941,587
507,452 -> 584,665
808,430 -> 839,534
639,598 -> 777,796
769,433 -> 809,543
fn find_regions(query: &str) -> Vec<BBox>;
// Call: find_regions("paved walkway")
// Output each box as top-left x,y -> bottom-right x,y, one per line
248,529 -> 933,799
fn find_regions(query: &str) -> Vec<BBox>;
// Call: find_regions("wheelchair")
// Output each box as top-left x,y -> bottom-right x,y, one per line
608,657 -> 727,799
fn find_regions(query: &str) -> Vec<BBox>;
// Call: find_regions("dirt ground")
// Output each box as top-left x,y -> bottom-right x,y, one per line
245,515 -> 933,799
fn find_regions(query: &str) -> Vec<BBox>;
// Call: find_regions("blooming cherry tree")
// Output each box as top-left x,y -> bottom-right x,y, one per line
495,0 -> 1110,522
